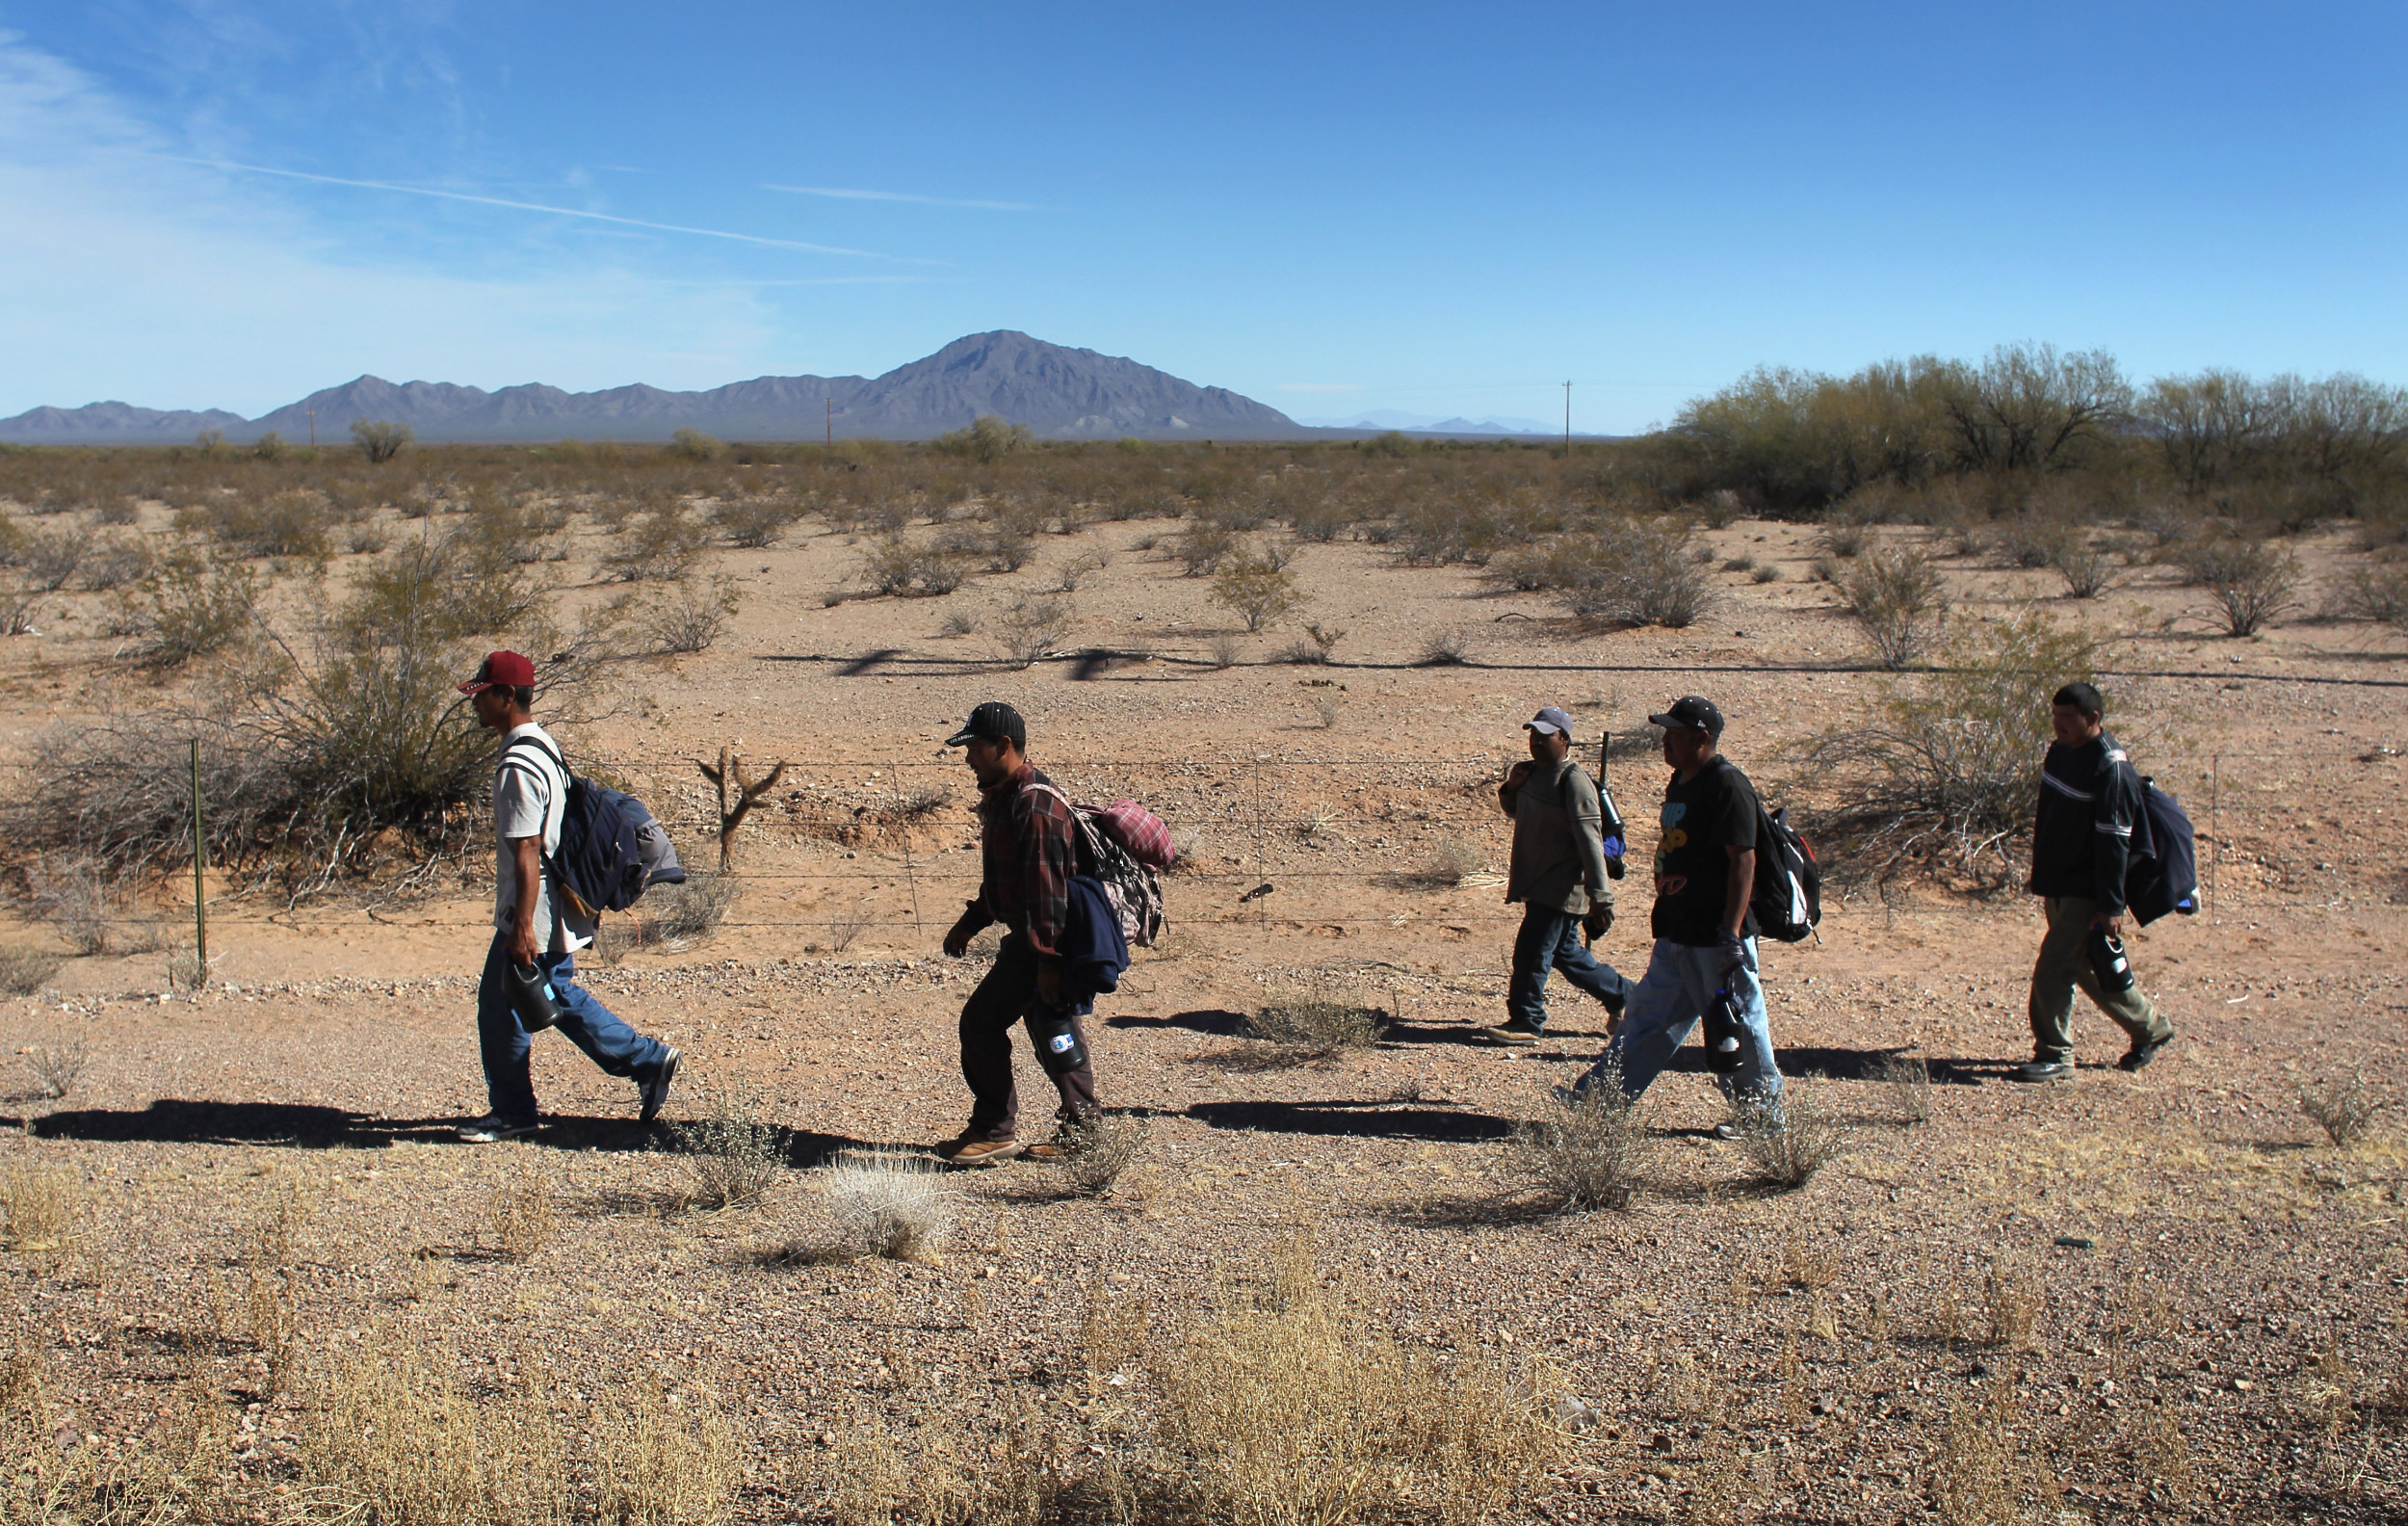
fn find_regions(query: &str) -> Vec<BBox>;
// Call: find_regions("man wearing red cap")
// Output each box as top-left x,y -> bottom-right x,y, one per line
455,652 -> 680,1143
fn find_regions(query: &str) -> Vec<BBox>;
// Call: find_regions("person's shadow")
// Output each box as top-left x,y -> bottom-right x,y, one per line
20,1099 -> 882,1159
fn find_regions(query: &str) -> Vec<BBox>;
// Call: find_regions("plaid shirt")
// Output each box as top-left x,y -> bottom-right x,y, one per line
962,763 -> 1075,963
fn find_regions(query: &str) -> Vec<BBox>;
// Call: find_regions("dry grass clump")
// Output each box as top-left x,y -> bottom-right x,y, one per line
817,1148 -> 959,1262
1245,996 -> 1389,1058
670,1088 -> 786,1209
486,1162 -> 558,1260
1732,1085 -> 1849,1190
1509,1072 -> 1653,1211
23,1038 -> 87,1101
1874,1051 -> 1934,1124
1412,627 -> 1473,666
1983,1261 -> 2043,1351
1416,834 -> 1485,887
1153,1239 -> 1555,1526
859,533 -> 965,596
2335,563 -> 2408,626
0,1165 -> 77,1253
2298,1072 -> 2385,1146
0,947 -> 64,997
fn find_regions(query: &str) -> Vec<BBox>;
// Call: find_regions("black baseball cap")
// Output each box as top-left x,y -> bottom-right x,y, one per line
944,700 -> 1026,749
1647,695 -> 1725,738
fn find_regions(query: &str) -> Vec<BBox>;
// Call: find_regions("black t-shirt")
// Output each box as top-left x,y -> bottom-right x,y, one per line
1650,757 -> 1760,946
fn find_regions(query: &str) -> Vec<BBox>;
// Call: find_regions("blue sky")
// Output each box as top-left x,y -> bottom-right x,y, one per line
2,2 -> 2402,431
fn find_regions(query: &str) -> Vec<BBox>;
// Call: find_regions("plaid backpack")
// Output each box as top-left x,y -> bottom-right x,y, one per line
1026,783 -> 1167,947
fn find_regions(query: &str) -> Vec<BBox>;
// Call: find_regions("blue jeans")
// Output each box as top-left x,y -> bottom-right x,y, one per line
1507,905 -> 1633,1031
1576,936 -> 1782,1113
476,936 -> 670,1122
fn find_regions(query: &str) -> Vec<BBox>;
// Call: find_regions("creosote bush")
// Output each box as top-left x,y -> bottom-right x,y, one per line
2186,539 -> 2301,636
1840,546 -> 1947,669
1732,1085 -> 1849,1189
0,947 -> 64,997
1209,550 -> 1307,632
670,1087 -> 785,1209
1245,996 -> 1388,1058
989,595 -> 1074,669
2298,1073 -> 2384,1146
1510,1068 -> 1652,1211
859,533 -> 965,597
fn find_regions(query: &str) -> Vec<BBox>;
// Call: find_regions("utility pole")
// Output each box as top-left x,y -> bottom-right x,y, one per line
1563,382 -> 1572,453
190,740 -> 207,986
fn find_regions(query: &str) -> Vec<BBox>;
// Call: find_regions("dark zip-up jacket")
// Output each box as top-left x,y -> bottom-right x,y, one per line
2028,731 -> 2139,914
956,763 -> 1075,966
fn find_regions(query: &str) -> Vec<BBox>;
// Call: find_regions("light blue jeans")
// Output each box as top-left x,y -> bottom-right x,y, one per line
1575,936 -> 1783,1114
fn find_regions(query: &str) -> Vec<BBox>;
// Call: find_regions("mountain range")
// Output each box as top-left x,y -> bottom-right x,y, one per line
0,331 -> 1310,445
1292,408 -> 1555,435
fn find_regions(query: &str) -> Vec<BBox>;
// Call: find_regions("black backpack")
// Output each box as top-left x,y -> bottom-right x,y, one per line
2123,778 -> 2199,927
1750,803 -> 1822,943
501,735 -> 682,919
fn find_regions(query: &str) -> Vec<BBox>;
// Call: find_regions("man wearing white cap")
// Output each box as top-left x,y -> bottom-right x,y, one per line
1486,706 -> 1630,1045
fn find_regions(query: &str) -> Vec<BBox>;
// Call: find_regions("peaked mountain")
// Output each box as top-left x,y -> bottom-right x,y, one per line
0,331 -> 1304,444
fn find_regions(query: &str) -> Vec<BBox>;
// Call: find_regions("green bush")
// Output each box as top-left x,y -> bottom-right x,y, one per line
859,534 -> 965,597
1210,553 -> 1307,632
1839,547 -> 1947,669
351,420 -> 413,463
932,415 -> 1033,463
116,553 -> 264,668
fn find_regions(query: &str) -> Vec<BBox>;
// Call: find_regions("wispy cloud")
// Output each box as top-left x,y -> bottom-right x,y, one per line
1275,382 -> 1365,393
763,183 -> 1033,211
170,156 -> 916,257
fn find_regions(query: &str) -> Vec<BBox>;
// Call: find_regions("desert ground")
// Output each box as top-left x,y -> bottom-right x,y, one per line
0,473 -> 2403,1523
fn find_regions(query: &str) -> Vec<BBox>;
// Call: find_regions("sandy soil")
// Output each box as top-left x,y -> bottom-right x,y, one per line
1,503 -> 2404,1520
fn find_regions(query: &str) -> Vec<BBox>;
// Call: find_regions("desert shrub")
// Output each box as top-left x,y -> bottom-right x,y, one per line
23,1039 -> 85,1099
817,1148 -> 958,1261
0,583 -> 39,637
1172,522 -> 1239,576
603,505 -> 713,582
1154,1240 -> 1553,1526
1796,610 -> 2100,880
935,607 -> 979,638
1419,834 -> 1484,886
2335,564 -> 2408,625
201,489 -> 333,560
350,419 -> 412,462
25,855 -> 117,955
458,495 -> 567,566
116,553 -> 264,668
671,1088 -> 784,1208
1245,996 -> 1387,1058
1818,515 -> 1870,558
17,526 -> 89,591
1289,493 -> 1359,541
1543,521 -> 1714,627
0,947 -> 64,996
0,1164 -> 76,1251
989,596 -> 1073,669
1839,546 -> 1947,670
342,518 -> 392,555
2298,1074 -> 2384,1146
712,493 -> 801,547
1509,1070 -> 1652,1211
932,415 -> 1033,462
1733,1085 -> 1848,1188
1997,519 -> 2063,569
1413,628 -> 1473,665
641,873 -> 742,945
2051,534 -> 2117,597
641,577 -> 739,654
1054,1115 -> 1152,1197
331,533 -> 546,649
859,533 -> 965,596
1752,563 -> 1782,583
1875,1051 -> 1934,1124
664,426 -> 725,461
2184,539 -> 2301,635
486,1163 -> 557,1260
1210,552 -> 1307,632
940,518 -> 1035,572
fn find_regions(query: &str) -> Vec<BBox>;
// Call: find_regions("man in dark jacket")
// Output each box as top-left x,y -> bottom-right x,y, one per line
936,702 -> 1098,1164
1485,706 -> 1630,1045
2015,682 -> 2176,1082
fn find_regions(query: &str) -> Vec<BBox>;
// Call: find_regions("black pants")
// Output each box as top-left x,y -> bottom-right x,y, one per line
959,934 -> 1098,1143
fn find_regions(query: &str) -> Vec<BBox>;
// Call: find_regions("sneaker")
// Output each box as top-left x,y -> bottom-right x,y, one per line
2012,1059 -> 2075,1084
458,1114 -> 537,1143
935,1135 -> 1026,1168
638,1047 -> 680,1123
2118,1031 -> 2177,1072
1484,1019 -> 1544,1047
1710,1121 -> 1741,1142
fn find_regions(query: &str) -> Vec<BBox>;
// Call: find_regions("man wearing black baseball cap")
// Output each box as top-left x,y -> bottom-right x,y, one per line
1563,695 -> 1783,1132
934,702 -> 1099,1165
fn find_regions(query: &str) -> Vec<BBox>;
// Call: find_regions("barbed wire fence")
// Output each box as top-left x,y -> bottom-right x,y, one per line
22,747 -> 2393,980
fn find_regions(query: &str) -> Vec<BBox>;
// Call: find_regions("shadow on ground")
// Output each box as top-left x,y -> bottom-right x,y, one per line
1184,1098 -> 1514,1143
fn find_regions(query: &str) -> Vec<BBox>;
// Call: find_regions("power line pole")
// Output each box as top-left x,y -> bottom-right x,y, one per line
1562,382 -> 1572,453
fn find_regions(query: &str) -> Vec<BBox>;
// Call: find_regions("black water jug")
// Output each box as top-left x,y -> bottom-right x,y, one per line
1700,987 -> 1746,1075
1025,1002 -> 1087,1072
2085,928 -> 2135,994
506,960 -> 564,1033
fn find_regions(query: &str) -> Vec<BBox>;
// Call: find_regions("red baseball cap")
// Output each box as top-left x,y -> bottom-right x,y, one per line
458,650 -> 537,695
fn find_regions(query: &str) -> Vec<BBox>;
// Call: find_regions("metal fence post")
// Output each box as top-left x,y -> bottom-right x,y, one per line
190,739 -> 207,984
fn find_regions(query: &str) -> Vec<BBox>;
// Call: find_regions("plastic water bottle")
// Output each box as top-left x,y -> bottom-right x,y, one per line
1701,987 -> 1745,1075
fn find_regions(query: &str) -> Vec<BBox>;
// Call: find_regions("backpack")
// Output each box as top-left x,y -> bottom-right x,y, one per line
1025,782 -> 1166,948
501,735 -> 680,919
1749,803 -> 1822,943
2122,778 -> 2199,927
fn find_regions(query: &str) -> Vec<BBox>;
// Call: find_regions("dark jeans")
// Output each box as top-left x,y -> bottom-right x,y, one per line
1507,904 -> 1633,1031
959,934 -> 1097,1143
475,936 -> 671,1123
